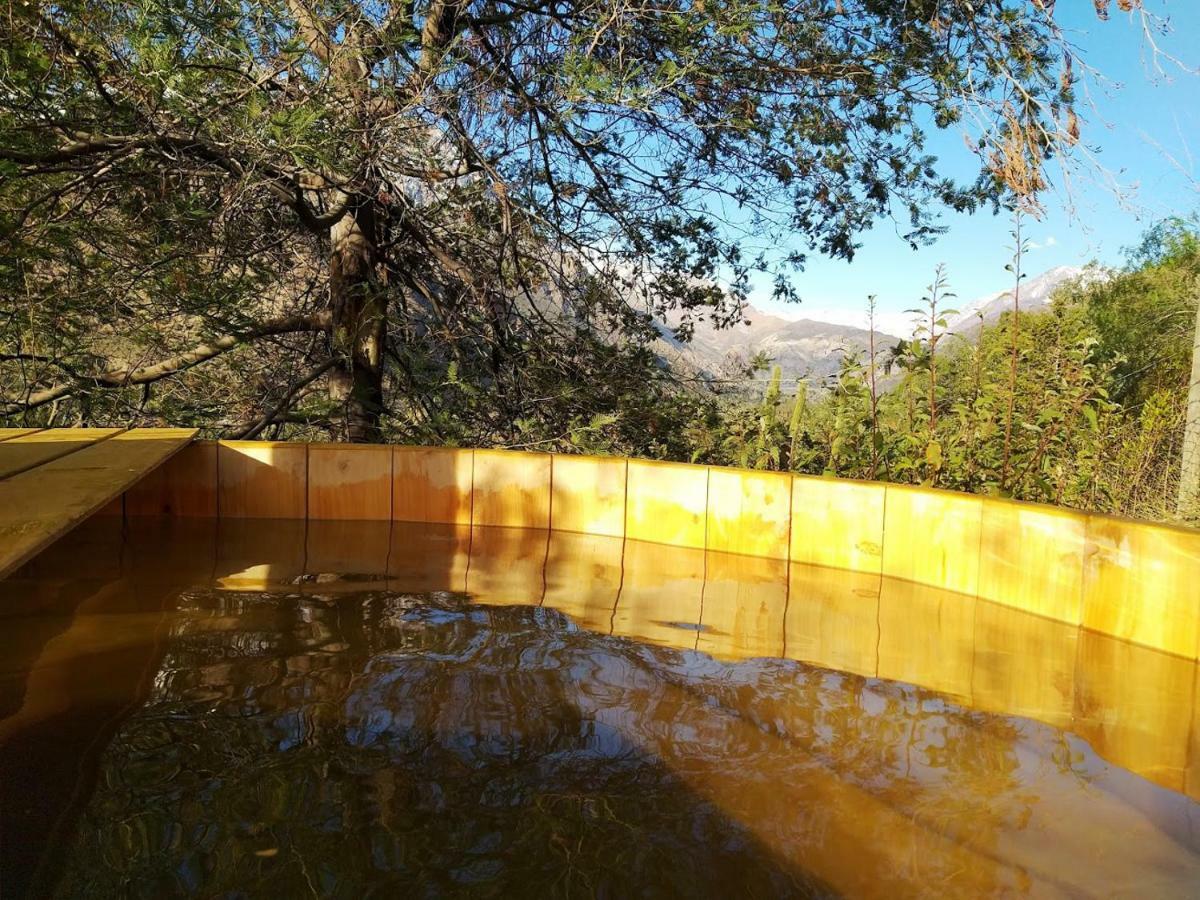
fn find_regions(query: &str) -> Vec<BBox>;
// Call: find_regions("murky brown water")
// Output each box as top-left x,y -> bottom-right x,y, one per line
2,519 -> 1198,898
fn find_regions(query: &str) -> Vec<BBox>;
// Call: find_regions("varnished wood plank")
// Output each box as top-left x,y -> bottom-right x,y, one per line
392,446 -> 474,524
550,454 -> 627,537
624,459 -> 708,549
978,499 -> 1085,625
471,449 -> 551,529
124,441 -> 218,517
1082,515 -> 1200,659
0,428 -> 197,579
0,428 -> 122,480
881,484 -> 983,596
216,440 -> 307,518
308,443 -> 392,520
1072,628 -> 1197,793
790,476 -> 885,573
0,428 -> 43,443
705,467 -> 791,559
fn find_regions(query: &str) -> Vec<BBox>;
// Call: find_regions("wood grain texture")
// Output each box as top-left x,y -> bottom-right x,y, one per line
624,459 -> 708,549
471,449 -> 551,529
705,467 -> 791,559
1082,516 -> 1200,658
125,441 -> 218,517
0,428 -> 43,442
0,428 -> 122,479
1188,667 -> 1200,802
308,444 -> 392,520
978,499 -> 1084,624
882,484 -> 983,597
0,428 -> 196,579
217,441 -> 307,518
93,496 -> 124,518
791,476 -> 885,573
550,454 -> 627,537
392,446 -> 473,524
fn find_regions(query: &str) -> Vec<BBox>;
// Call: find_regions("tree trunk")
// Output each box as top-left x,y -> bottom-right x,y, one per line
1178,283 -> 1200,520
328,200 -> 386,442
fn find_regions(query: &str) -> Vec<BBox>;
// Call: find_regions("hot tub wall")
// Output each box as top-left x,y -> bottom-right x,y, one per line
102,440 -> 1200,661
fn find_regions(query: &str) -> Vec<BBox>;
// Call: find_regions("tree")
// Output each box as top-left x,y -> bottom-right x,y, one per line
1,1 -> 1125,440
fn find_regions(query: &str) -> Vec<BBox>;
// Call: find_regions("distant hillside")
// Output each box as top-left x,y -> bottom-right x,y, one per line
946,264 -> 1097,333
659,309 -> 901,387
657,265 -> 1094,389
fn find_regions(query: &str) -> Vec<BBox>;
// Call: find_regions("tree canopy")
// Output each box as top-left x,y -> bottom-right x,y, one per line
1,0 -> 1114,441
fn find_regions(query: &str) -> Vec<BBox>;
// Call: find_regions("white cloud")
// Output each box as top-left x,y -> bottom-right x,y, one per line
1028,235 -> 1059,251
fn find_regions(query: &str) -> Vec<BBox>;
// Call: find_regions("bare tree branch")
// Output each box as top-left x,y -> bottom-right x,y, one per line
1,312 -> 331,415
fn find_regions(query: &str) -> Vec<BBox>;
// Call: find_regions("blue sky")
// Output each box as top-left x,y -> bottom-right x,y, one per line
750,2 -> 1200,329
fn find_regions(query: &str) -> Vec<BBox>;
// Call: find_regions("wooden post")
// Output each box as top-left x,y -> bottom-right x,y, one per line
1179,284 -> 1200,520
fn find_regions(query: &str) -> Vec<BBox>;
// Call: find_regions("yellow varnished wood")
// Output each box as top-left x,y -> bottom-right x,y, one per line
882,484 -> 983,596
392,446 -> 473,525
1072,628 -> 1197,793
978,499 -> 1084,624
466,525 -> 548,605
624,459 -> 708,549
550,454 -> 627,537
705,467 -> 791,559
971,598 -> 1077,729
1082,516 -> 1200,658
31,436 -> 1197,663
387,521 -> 472,593
613,538 -> 706,647
0,428 -> 43,442
697,552 -> 787,660
308,443 -> 392,520
0,428 -> 196,580
125,441 -> 218,517
791,476 -> 885,573
0,427 -> 122,479
785,564 -> 881,677
543,531 -> 625,632
1188,666 -> 1200,802
471,449 -> 551,529
217,441 -> 307,518
93,496 -> 124,517
877,576 -> 976,702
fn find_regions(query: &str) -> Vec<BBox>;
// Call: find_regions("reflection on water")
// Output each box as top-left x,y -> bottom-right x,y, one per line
1,518 -> 1198,898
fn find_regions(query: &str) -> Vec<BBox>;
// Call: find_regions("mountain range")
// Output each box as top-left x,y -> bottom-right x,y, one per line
659,265 -> 1090,388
